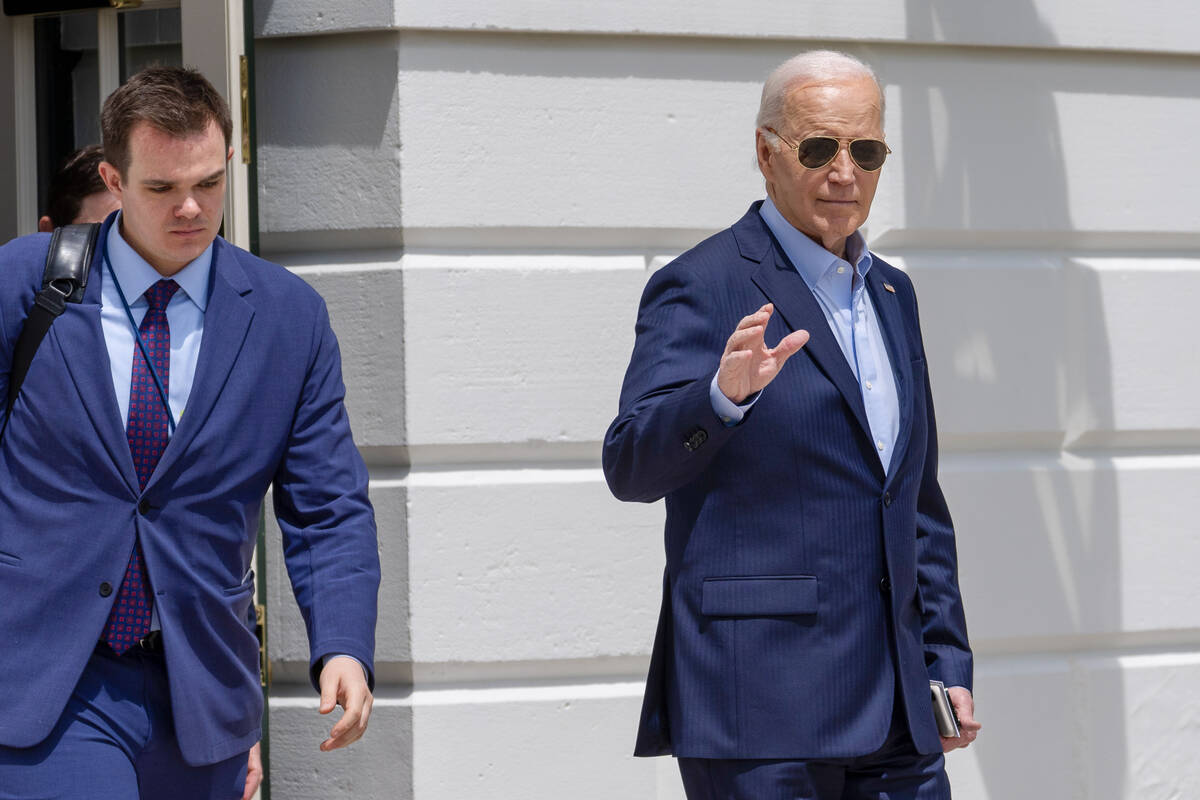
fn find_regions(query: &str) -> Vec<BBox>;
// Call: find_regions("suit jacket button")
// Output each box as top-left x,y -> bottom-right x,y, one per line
879,577 -> 891,593
683,427 -> 708,452
99,581 -> 113,597
138,499 -> 151,515
883,492 -> 892,507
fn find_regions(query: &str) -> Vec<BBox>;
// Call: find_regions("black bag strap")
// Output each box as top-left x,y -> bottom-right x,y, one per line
4,222 -> 101,422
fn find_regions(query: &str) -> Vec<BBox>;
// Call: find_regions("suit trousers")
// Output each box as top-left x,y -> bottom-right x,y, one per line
0,642 -> 248,800
677,697 -> 950,800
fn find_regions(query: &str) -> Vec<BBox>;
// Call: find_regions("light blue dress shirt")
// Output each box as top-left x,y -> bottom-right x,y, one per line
709,197 -> 900,473
102,214 -> 209,430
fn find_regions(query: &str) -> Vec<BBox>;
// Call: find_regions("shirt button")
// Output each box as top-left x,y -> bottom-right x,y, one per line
865,380 -> 873,390
837,266 -> 846,274
876,440 -> 885,451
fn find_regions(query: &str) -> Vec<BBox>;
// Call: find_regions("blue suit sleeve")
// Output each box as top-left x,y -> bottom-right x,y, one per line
273,298 -> 381,692
910,295 -> 973,692
603,261 -> 746,503
0,234 -> 53,427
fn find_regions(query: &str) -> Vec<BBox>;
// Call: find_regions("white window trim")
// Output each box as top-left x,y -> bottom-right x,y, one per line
97,8 -> 120,104
13,14 -> 36,237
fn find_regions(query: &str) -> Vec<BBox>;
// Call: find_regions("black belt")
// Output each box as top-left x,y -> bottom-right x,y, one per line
137,630 -> 164,653
98,631 -> 164,654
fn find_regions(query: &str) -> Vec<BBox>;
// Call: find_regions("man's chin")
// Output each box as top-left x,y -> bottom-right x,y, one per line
817,218 -> 862,239
154,241 -> 214,274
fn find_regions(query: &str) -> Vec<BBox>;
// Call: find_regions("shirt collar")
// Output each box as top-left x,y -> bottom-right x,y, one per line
758,196 -> 873,289
106,211 -> 212,311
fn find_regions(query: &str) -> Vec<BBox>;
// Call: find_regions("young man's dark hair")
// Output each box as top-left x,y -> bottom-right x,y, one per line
100,65 -> 233,175
39,145 -> 111,230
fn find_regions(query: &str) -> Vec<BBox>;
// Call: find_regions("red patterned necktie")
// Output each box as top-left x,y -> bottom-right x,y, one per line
102,278 -> 179,654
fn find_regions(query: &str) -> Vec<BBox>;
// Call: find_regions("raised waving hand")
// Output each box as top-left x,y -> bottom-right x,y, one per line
716,303 -> 809,404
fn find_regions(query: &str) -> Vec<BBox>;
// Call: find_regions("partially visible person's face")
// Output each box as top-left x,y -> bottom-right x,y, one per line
756,75 -> 884,258
36,189 -> 120,233
99,119 -> 231,276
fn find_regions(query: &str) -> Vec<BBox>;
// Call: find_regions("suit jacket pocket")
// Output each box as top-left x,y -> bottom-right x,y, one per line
222,572 -> 255,596
701,575 -> 818,617
220,575 -> 257,626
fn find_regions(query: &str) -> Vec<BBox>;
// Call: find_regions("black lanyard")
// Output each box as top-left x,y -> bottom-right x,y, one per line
102,232 -> 178,434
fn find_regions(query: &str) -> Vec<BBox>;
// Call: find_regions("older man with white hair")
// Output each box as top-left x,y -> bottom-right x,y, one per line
603,50 -> 980,799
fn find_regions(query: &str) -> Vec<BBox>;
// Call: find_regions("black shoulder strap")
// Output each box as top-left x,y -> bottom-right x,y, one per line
5,222 -> 101,419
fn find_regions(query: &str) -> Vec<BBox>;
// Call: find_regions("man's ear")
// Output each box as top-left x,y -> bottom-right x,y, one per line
97,161 -> 123,196
755,129 -> 774,175
37,216 -> 55,233
227,146 -> 234,162
753,128 -> 772,178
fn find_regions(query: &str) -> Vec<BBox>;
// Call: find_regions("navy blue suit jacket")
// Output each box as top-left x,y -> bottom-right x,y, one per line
0,215 -> 380,766
603,203 -> 971,760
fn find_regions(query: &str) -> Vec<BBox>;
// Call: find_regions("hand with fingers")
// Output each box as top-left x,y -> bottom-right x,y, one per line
717,303 -> 810,404
241,742 -> 263,800
318,656 -> 374,752
941,686 -> 981,753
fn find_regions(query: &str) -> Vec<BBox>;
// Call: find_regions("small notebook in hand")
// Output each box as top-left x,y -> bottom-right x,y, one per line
929,680 -> 960,738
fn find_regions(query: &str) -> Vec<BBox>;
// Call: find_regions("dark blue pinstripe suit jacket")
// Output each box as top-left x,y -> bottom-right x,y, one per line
603,202 -> 972,760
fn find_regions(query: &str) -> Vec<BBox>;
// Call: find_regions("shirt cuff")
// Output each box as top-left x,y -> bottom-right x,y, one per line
323,653 -> 370,683
709,372 -> 760,426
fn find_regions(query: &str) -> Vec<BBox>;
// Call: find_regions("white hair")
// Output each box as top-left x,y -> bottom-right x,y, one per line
755,50 -> 884,132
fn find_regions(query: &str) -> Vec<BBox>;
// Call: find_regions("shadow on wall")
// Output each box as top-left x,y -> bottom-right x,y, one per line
254,33 -> 398,149
251,30 -> 403,248
899,1 -> 1122,797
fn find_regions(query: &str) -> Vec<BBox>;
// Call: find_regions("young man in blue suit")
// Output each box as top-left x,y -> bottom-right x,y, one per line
604,51 -> 981,799
0,67 -> 379,799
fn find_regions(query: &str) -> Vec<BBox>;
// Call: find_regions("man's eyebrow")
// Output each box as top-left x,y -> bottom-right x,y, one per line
140,169 -> 226,187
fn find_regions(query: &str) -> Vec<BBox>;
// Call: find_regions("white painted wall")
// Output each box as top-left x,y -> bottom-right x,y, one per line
254,1 -> 1200,797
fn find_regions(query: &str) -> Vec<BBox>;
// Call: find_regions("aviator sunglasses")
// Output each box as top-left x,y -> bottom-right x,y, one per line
764,127 -> 891,172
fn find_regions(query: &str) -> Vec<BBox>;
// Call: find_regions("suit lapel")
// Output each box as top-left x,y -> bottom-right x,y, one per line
54,287 -> 139,493
150,239 -> 255,485
738,211 -> 874,444
53,219 -> 137,493
865,267 -> 914,483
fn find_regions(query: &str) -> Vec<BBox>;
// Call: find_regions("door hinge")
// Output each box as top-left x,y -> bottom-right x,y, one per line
240,55 -> 251,165
255,602 -> 270,688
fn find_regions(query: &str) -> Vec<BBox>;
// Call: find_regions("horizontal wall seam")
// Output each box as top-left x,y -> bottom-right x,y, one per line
268,680 -> 645,706
258,27 -> 1200,60
356,450 -> 1200,479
